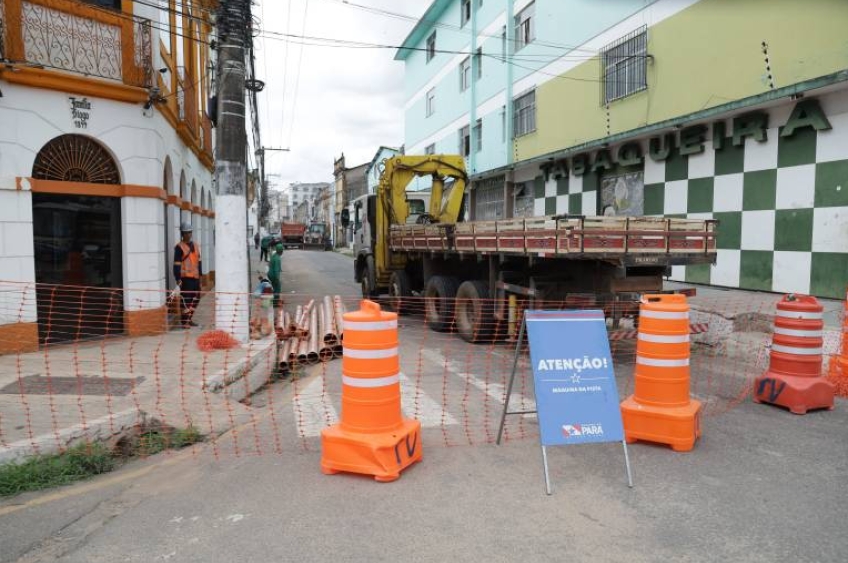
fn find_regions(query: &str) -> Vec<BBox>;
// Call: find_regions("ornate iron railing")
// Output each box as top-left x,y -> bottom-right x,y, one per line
2,0 -> 153,88
21,0 -> 123,80
0,0 -> 7,61
132,16 -> 152,88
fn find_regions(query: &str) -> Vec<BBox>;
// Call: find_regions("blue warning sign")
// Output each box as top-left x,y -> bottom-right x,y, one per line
525,310 -> 625,446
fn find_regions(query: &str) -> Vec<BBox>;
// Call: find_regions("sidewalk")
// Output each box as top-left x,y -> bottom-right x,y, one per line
0,248 -> 277,463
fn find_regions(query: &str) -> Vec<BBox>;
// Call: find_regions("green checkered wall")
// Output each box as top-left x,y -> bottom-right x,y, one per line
532,94 -> 848,299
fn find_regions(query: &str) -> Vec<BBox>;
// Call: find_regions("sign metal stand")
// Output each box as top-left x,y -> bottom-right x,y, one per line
497,311 -> 634,495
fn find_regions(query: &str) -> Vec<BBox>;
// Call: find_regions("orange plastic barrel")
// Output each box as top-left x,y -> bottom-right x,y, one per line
320,300 -> 422,481
340,301 -> 402,433
755,294 -> 834,414
620,293 -> 701,452
768,294 -> 823,378
633,294 -> 691,408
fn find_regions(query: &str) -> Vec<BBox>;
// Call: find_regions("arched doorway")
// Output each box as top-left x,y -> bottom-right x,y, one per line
31,134 -> 124,344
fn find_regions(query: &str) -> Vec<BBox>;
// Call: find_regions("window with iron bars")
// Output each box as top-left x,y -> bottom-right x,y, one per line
601,26 -> 648,105
513,89 -> 536,138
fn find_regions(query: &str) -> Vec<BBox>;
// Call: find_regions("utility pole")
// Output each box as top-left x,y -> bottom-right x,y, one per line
214,0 -> 251,342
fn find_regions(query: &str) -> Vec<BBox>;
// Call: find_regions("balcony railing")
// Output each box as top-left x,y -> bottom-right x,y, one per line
0,0 -> 153,88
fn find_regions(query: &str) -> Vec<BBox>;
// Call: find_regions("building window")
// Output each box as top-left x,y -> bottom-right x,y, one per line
601,26 -> 648,104
426,31 -> 437,62
514,2 -> 535,52
461,0 -> 471,27
459,125 -> 471,157
474,119 -> 483,152
459,57 -> 471,92
426,88 -> 435,117
425,143 -> 436,155
513,90 -> 536,137
501,26 -> 506,62
81,0 -> 122,9
475,47 -> 483,80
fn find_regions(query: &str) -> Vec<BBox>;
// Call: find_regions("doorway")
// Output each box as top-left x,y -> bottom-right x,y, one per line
30,134 -> 125,344
32,194 -> 124,344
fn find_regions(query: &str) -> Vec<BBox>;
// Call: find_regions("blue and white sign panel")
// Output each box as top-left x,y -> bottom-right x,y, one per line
525,310 -> 624,447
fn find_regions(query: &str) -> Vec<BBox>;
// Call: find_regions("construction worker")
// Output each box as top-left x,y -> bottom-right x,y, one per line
260,232 -> 273,262
173,222 -> 202,328
268,242 -> 283,307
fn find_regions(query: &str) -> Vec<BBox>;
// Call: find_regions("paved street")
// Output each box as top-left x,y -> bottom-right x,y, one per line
1,248 -> 847,562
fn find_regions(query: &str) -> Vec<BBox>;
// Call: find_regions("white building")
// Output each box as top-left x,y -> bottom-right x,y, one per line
286,182 -> 330,223
0,0 -> 217,351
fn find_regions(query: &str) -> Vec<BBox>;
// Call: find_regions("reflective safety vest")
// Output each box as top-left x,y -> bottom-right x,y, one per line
177,242 -> 200,279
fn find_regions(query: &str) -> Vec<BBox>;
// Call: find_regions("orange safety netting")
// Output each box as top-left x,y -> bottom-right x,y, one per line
196,330 -> 241,352
0,280 -> 843,463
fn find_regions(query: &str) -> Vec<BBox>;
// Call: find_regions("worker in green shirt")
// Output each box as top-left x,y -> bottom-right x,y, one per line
268,243 -> 284,307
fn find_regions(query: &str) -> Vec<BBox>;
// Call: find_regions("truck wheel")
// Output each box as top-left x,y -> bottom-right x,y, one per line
455,280 -> 494,343
389,271 -> 412,315
361,255 -> 377,298
424,275 -> 459,332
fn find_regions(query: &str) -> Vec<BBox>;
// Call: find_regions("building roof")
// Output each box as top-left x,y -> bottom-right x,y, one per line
365,146 -> 401,175
394,0 -> 451,61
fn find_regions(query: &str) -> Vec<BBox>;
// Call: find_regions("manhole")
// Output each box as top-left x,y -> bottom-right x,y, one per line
0,375 -> 145,396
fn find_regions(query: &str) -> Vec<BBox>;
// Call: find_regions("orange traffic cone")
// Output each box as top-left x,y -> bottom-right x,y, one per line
620,294 -> 701,452
320,300 -> 422,482
754,294 -> 835,414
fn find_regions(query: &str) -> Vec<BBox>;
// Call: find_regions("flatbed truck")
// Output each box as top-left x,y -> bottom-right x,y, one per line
347,155 -> 717,342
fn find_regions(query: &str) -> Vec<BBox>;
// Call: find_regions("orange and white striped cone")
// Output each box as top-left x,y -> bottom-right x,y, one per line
754,294 -> 835,414
620,294 -> 702,452
320,300 -> 422,482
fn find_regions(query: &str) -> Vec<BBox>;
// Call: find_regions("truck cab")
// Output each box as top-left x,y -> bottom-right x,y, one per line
352,191 -> 431,295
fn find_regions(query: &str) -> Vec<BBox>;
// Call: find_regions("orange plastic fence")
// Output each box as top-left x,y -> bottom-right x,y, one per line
0,280 -> 843,463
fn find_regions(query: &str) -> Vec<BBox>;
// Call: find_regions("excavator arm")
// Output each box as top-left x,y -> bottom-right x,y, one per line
374,155 -> 468,284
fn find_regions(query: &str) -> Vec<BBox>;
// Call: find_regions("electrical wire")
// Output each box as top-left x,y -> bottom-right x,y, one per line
317,0 -> 604,55
286,0 -> 310,148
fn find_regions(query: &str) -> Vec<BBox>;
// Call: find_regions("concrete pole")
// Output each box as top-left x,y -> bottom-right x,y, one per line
214,0 -> 250,342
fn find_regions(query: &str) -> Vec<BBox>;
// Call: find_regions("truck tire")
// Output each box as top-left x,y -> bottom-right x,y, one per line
455,280 -> 495,343
361,255 -> 377,298
424,275 -> 459,332
388,270 -> 412,315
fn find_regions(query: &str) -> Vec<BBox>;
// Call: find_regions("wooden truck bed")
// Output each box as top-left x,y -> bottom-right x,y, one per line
389,216 -> 717,264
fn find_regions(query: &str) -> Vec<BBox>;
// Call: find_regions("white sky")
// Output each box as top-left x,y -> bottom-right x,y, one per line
253,0 -> 429,192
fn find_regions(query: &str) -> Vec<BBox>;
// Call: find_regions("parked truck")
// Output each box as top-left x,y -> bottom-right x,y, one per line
347,155 -> 717,342
280,222 -> 306,248
303,221 -> 332,251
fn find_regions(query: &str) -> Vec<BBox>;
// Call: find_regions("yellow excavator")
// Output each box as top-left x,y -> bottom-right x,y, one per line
348,154 -> 468,297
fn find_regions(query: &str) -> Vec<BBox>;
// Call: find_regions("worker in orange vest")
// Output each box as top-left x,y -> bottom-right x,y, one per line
173,222 -> 202,328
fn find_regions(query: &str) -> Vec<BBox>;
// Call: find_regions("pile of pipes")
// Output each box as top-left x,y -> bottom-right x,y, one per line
276,296 -> 346,375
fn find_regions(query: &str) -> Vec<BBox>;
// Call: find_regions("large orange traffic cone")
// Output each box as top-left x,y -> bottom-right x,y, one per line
754,294 -> 834,414
320,300 -> 422,481
620,294 -> 701,452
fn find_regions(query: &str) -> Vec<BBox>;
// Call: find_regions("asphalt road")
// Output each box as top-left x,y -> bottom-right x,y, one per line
1,248 -> 846,562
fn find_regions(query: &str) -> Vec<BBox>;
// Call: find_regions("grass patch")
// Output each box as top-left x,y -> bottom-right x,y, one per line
0,425 -> 204,497
0,443 -> 117,497
135,426 -> 203,457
